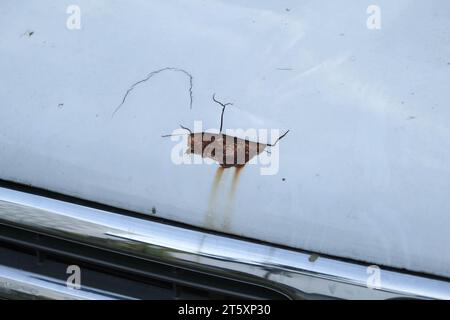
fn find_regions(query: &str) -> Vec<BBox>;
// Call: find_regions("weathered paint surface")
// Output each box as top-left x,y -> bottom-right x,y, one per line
1,1 -> 450,278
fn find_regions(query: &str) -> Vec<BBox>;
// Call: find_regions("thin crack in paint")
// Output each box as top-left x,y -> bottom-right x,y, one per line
112,67 -> 194,116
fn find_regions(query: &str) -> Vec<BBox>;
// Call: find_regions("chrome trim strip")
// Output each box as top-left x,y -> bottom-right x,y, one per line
0,186 -> 449,300
0,265 -> 131,300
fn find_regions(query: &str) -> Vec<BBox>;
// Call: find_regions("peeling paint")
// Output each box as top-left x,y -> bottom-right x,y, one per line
187,132 -> 268,168
175,94 -> 289,168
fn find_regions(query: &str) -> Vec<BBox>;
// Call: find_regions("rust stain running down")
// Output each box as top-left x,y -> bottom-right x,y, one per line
162,93 -> 289,231
223,165 -> 244,231
205,166 -> 225,227
205,165 -> 244,230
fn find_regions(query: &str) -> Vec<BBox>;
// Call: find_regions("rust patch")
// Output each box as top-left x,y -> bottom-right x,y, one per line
163,94 -> 289,169
187,133 -> 267,168
162,93 -> 289,231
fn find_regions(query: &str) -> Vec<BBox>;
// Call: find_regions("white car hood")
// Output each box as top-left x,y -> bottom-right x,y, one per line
1,0 -> 450,278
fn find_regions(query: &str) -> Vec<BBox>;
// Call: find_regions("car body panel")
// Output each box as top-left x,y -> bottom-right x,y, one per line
1,0 -> 450,278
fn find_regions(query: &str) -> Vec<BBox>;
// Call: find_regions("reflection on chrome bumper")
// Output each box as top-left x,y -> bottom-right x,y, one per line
0,265 -> 131,300
0,186 -> 449,300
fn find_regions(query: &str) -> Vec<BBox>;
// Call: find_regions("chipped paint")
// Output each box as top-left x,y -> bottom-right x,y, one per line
187,132 -> 267,168
172,94 -> 289,169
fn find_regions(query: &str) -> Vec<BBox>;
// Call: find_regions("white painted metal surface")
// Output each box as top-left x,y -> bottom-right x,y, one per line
1,1 -> 449,278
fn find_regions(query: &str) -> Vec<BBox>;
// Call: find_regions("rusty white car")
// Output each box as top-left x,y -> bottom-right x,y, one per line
0,0 -> 449,300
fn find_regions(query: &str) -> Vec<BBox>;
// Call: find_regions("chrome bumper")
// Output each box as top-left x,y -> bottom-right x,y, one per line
0,265 -> 131,300
0,186 -> 449,300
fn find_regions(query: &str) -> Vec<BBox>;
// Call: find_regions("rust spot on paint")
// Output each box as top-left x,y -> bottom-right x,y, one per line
187,133 -> 267,168
162,93 -> 289,170
161,93 -> 289,231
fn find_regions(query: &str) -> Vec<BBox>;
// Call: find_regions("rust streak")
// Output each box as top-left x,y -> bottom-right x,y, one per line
205,167 -> 225,227
223,165 -> 244,231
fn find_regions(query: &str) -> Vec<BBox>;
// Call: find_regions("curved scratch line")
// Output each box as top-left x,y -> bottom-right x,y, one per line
112,67 -> 194,116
